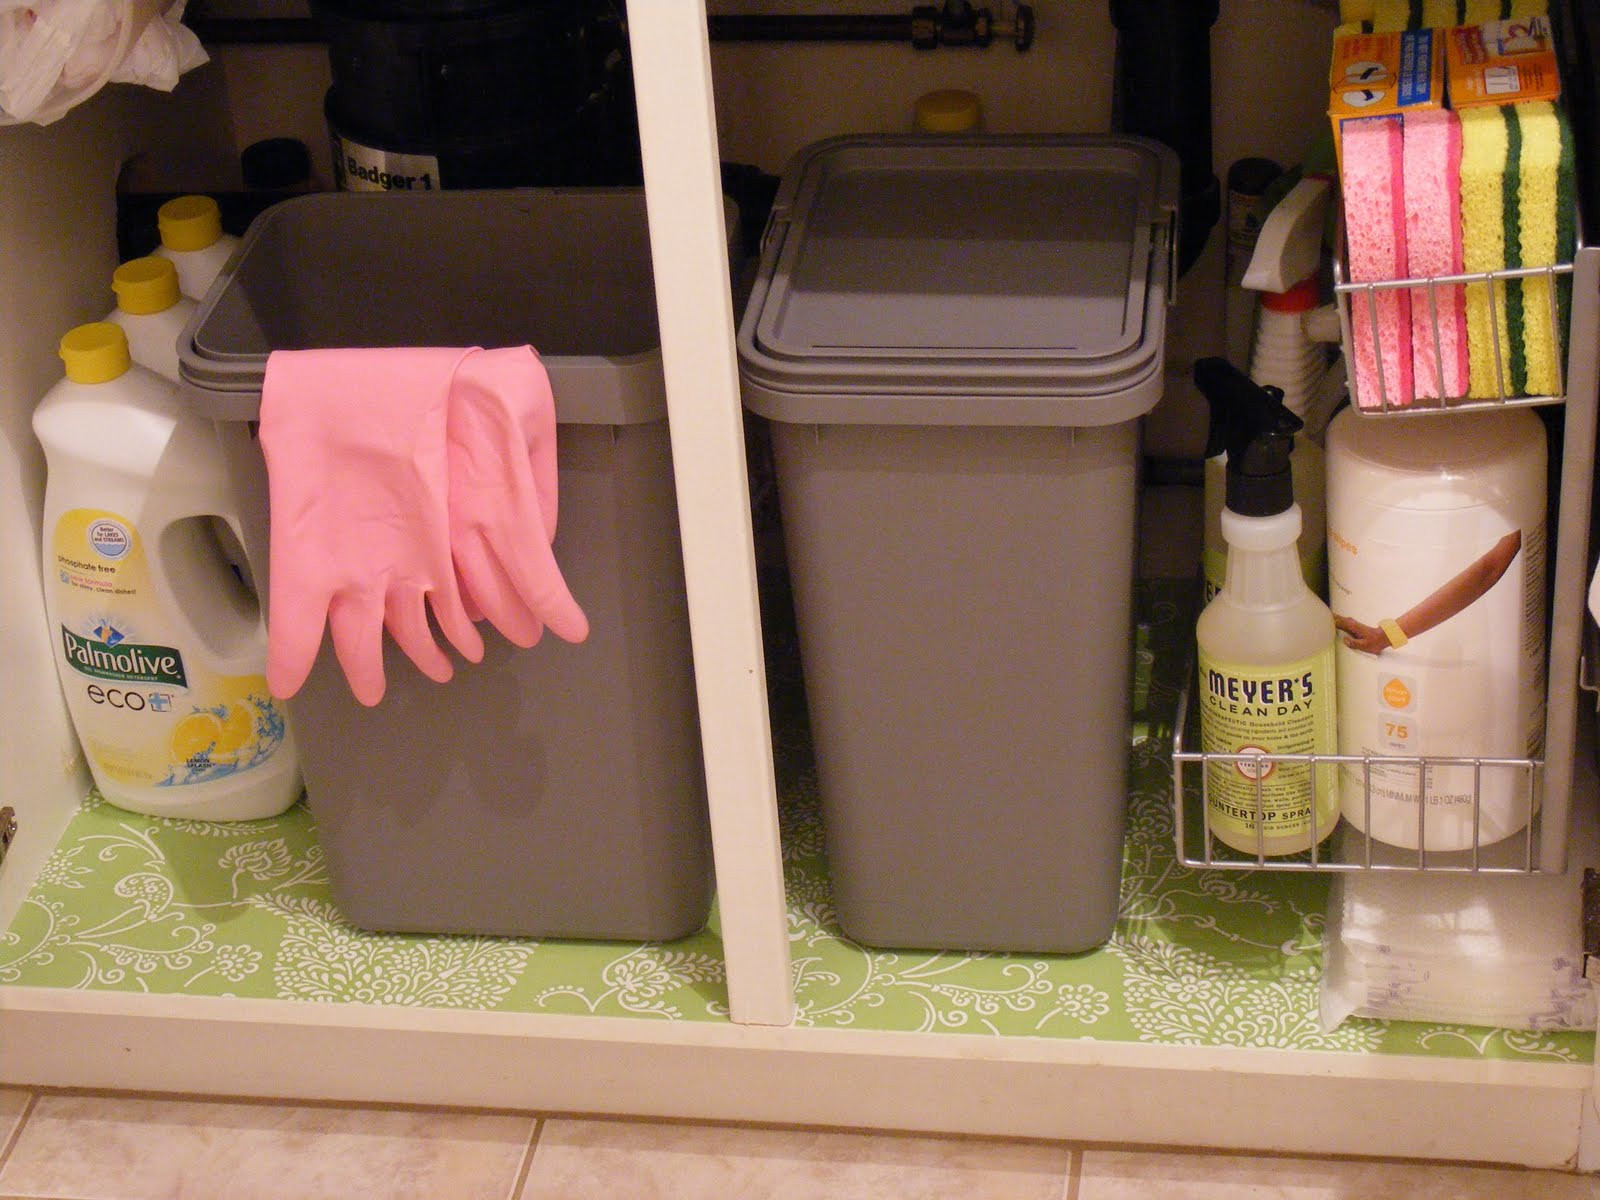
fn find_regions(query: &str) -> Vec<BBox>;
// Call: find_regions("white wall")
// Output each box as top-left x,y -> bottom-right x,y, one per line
0,94 -> 136,921
0,75 -> 232,921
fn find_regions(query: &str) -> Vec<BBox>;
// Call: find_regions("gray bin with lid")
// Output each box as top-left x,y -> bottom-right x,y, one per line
178,188 -> 712,941
738,135 -> 1178,954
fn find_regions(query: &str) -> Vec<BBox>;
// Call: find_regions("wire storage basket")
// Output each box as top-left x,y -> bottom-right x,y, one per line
1170,227 -> 1600,875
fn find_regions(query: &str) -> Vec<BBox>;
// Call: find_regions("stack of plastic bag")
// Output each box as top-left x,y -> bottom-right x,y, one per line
0,0 -> 207,127
1321,803 -> 1598,1032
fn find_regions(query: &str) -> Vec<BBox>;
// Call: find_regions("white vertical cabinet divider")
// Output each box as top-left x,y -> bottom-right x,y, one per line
624,1 -> 794,1026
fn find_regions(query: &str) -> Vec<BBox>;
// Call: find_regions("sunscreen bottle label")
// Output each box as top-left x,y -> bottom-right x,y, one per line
49,508 -> 287,790
1197,645 -> 1339,846
1329,505 -> 1545,847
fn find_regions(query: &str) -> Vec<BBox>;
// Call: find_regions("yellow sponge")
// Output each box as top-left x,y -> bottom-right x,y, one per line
1459,105 -> 1513,398
1515,101 -> 1575,397
1368,0 -> 1546,30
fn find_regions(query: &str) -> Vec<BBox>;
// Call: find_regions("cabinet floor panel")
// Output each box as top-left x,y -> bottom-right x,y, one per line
0,797 -> 731,1022
2,582 -> 1591,1066
772,579 -> 1595,1063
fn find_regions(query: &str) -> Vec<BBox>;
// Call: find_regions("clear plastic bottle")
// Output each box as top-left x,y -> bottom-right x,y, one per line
105,256 -> 196,383
34,322 -> 299,821
1250,275 -> 1327,421
152,195 -> 240,302
1195,358 -> 1339,856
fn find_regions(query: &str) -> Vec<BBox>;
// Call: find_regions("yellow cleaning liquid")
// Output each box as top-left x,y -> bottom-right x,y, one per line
33,323 -> 300,820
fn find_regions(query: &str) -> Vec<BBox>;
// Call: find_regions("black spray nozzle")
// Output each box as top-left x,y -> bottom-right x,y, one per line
1193,356 -> 1300,518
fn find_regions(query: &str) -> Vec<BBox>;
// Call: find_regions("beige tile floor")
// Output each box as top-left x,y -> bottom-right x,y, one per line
0,1087 -> 1595,1199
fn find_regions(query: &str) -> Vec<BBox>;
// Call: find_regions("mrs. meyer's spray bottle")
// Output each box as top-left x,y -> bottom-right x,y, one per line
34,322 -> 299,821
1194,358 -> 1338,856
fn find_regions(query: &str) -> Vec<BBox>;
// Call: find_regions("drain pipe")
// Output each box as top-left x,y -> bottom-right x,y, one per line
1109,0 -> 1220,277
187,3 -> 1036,50
710,3 -> 1036,50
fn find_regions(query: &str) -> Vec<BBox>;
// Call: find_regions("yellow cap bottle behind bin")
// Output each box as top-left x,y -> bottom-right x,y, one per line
59,322 -> 131,385
113,256 -> 182,315
153,195 -> 241,303
914,89 -> 983,134
106,257 -> 198,383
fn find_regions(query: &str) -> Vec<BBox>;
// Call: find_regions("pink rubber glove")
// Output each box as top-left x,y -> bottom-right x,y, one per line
447,346 -> 588,647
261,347 -> 485,706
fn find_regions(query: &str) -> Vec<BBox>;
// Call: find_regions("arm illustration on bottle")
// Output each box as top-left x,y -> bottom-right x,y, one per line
1333,530 -> 1522,655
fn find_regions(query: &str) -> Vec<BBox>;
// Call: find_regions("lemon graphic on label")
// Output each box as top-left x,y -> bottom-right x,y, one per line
211,703 -> 257,765
170,712 -> 223,769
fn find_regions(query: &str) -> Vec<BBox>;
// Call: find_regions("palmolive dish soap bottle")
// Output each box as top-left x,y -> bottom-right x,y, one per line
34,322 -> 300,820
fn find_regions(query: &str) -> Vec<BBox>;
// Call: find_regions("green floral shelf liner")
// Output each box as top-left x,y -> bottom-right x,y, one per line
2,581 -> 1590,1064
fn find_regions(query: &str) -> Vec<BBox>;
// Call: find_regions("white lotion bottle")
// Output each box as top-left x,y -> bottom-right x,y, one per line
1195,358 -> 1339,857
1326,406 -> 1547,851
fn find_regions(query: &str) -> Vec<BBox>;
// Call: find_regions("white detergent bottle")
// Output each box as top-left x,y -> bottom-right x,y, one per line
152,195 -> 240,302
105,256 -> 196,383
1326,405 -> 1546,851
34,322 -> 300,821
1195,358 -> 1339,857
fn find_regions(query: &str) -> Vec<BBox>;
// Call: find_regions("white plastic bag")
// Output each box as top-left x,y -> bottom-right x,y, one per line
1320,801 -> 1600,1033
0,0 -> 207,127
1320,871 -> 1597,1032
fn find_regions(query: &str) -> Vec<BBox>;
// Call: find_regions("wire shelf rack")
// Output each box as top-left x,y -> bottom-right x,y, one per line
1172,651 -> 1549,873
1170,236 -> 1600,875
1331,211 -> 1578,415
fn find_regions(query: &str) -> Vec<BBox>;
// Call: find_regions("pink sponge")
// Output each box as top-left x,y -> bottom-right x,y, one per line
1342,114 -> 1412,408
1403,109 -> 1468,400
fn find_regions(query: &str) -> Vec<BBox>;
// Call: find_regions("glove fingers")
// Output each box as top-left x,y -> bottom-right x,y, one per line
495,526 -> 589,644
385,585 -> 456,685
265,581 -> 335,701
456,537 -> 545,648
425,580 -> 485,665
327,593 -> 389,707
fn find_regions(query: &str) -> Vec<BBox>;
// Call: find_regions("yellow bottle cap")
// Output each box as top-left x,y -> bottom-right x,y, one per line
914,89 -> 983,134
1339,0 -> 1373,21
59,322 -> 131,384
157,194 -> 223,252
112,256 -> 181,315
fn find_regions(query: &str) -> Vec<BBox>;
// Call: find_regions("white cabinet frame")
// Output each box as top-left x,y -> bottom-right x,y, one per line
1,5 -> 1598,1172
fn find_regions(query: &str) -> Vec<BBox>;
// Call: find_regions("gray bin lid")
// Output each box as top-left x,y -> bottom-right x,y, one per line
176,188 -> 731,426
738,134 -> 1179,427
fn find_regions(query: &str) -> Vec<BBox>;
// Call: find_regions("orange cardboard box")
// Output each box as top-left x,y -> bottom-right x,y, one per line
1445,16 -> 1561,106
1329,28 -> 1444,171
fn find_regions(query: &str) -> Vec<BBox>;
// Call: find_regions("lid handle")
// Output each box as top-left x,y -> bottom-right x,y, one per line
759,201 -> 791,265
1160,204 -> 1179,308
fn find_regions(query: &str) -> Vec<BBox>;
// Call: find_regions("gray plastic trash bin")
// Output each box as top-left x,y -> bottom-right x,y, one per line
178,188 -> 714,941
739,135 -> 1178,954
